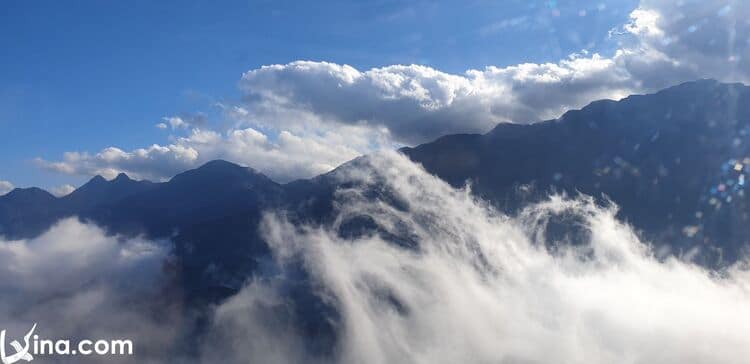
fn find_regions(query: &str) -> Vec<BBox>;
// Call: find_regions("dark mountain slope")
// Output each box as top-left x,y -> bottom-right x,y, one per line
403,79 -> 750,263
2,79 -> 748,294
0,160 -> 282,241
83,160 -> 283,237
0,160 -> 284,300
0,173 -> 157,239
0,187 -> 60,238
60,172 -> 156,211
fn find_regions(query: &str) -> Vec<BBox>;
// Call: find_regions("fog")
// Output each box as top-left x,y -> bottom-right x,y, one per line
3,153 -> 750,363
0,218 -> 182,363
205,151 -> 750,364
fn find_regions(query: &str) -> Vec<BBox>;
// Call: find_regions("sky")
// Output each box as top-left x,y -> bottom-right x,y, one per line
1,0 -> 748,194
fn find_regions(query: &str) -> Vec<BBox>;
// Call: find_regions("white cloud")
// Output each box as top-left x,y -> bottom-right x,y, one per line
49,184 -> 76,197
36,0 -> 750,183
36,125 -> 391,183
163,116 -> 188,129
36,144 -> 201,181
204,151 -> 750,363
613,0 -> 750,89
156,115 -> 208,131
625,8 -> 664,38
238,58 -> 634,143
235,0 -> 750,144
0,180 -> 13,195
0,218 -> 180,362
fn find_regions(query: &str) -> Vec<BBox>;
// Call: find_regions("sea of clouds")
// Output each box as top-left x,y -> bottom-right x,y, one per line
0,219 -> 182,363
2,152 -> 750,363
206,151 -> 750,364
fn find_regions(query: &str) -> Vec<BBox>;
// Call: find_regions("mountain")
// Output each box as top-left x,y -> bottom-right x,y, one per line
402,79 -> 750,264
0,187 -> 59,238
1,79 -> 749,295
0,160 -> 285,300
86,160 -> 284,299
60,172 -> 156,211
81,160 -> 283,236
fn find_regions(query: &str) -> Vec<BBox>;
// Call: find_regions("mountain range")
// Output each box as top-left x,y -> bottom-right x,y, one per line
2,79 -> 749,301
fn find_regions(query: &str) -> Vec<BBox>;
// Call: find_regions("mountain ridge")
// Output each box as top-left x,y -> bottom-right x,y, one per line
2,79 -> 749,297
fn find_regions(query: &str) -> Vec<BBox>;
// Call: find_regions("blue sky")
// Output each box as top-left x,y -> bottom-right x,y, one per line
3,0 -> 742,191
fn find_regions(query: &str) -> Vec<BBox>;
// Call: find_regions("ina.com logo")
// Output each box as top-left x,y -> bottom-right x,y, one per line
1,324 -> 133,363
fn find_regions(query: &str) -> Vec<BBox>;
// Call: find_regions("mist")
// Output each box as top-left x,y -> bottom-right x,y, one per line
0,218 -> 182,363
2,153 -> 749,363
204,151 -> 750,364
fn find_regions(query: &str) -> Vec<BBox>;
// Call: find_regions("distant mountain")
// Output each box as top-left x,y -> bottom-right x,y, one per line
0,187 -> 59,238
82,159 -> 283,236
0,160 -> 284,299
1,79 -> 749,297
86,160 -> 284,298
61,172 -> 156,211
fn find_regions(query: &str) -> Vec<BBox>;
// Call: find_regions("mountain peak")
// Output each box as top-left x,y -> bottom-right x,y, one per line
113,172 -> 132,182
166,160 -> 280,196
87,175 -> 107,185
172,160 -> 265,181
196,159 -> 245,171
61,171 -> 157,209
3,187 -> 56,202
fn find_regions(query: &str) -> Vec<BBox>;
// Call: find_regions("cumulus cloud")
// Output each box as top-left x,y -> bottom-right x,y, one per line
36,125 -> 391,183
36,144 -> 200,182
36,0 -> 750,182
236,1 -> 750,144
0,218 -> 181,363
238,56 -> 634,144
204,151 -> 750,364
0,180 -> 13,195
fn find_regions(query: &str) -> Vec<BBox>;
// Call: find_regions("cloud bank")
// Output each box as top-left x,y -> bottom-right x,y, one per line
36,125 -> 388,182
8,152 -> 750,363
235,0 -> 750,145
237,55 -> 633,145
37,0 -> 750,182
0,218 -> 182,363
203,151 -> 750,364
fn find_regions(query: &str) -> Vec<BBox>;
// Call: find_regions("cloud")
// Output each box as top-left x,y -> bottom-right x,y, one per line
36,0 -> 750,183
36,144 -> 201,182
164,116 -> 188,129
236,1 -> 750,143
612,0 -> 750,89
156,114 -> 209,130
35,125 -> 390,183
0,180 -> 13,195
610,0 -> 748,84
0,218 -> 181,362
203,151 -> 750,364
49,184 -> 76,197
238,57 -> 634,145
